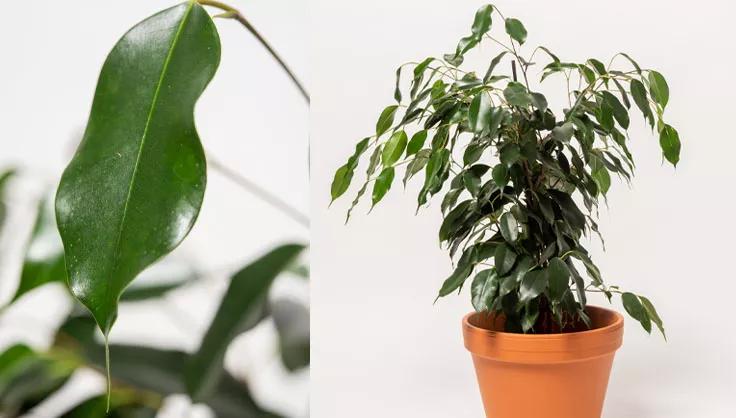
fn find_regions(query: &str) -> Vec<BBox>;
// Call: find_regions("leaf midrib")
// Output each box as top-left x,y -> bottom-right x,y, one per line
108,2 -> 196,320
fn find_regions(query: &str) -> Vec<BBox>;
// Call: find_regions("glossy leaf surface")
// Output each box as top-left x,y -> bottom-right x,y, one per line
55,2 -> 221,335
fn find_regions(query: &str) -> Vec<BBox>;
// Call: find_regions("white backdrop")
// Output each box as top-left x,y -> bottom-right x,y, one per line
0,1 -> 308,417
311,0 -> 735,417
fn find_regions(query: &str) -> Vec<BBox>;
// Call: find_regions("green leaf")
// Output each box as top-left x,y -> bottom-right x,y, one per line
551,122 -> 574,143
375,105 -> 398,137
186,244 -> 305,401
503,82 -> 531,107
619,52 -> 642,73
659,124 -> 681,166
372,167 -> 395,206
587,58 -> 607,75
622,292 -> 651,334
521,300 -> 539,332
468,92 -> 492,133
437,246 -> 476,298
499,212 -> 518,244
394,66 -> 402,103
648,70 -> 669,108
471,5 -> 494,38
381,131 -> 408,167
547,257 -> 570,301
601,91 -> 630,129
55,2 -> 220,335
11,198 -> 66,302
0,168 -> 16,235
519,269 -> 547,304
331,138 -> 370,201
491,164 -> 508,187
471,268 -> 499,312
403,149 -> 431,186
406,130 -> 428,156
61,395 -> 157,418
639,295 -> 666,338
483,51 -> 508,83
499,143 -> 521,166
504,18 -> 528,44
592,166 -> 611,195
494,244 -> 517,276
630,79 -> 654,127
271,299 -> 310,371
530,92 -> 548,113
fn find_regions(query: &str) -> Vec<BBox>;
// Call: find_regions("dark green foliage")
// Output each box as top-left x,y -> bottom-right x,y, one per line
331,3 -> 680,336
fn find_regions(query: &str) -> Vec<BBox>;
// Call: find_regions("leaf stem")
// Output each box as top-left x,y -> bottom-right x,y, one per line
197,0 -> 309,103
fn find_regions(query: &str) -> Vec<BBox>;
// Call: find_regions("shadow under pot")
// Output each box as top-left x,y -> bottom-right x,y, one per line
463,306 -> 624,418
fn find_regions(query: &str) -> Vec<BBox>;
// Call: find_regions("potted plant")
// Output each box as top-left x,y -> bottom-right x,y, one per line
330,4 -> 680,418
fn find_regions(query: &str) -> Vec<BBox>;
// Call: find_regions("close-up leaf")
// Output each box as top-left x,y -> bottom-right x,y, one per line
55,2 -> 221,335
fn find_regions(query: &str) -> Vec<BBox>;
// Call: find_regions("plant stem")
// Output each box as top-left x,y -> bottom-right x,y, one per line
207,154 -> 309,228
197,0 -> 309,103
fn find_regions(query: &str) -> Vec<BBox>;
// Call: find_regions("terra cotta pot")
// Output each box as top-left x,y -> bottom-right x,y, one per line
462,306 -> 624,418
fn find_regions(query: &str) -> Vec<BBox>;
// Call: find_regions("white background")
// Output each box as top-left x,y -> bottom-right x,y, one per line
0,1 -> 309,417
311,0 -> 735,417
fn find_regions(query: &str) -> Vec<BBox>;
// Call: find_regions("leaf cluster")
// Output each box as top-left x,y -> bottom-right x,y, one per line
331,4 -> 677,335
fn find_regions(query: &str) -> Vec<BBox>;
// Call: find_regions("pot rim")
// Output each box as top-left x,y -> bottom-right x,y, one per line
462,305 -> 624,363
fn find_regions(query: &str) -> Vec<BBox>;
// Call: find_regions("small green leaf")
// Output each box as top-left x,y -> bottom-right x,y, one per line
394,66 -> 402,103
648,70 -> 669,108
504,18 -> 528,44
601,91 -> 630,129
403,149 -> 431,186
372,167 -> 395,206
659,124 -> 681,166
437,246 -> 476,297
592,166 -> 611,195
547,257 -> 570,301
622,292 -> 651,334
382,131 -> 408,167
185,244 -> 305,401
471,5 -> 494,38
499,212 -> 518,244
468,92 -> 492,133
521,300 -> 539,332
639,296 -> 666,338
503,82 -> 531,107
499,143 -> 521,166
492,164 -> 508,187
519,269 -> 547,304
587,58 -> 607,75
376,105 -> 399,137
630,79 -> 654,127
406,130 -> 428,156
494,244 -> 517,276
483,51 -> 508,83
331,164 -> 354,202
530,92 -> 548,113
471,268 -> 499,312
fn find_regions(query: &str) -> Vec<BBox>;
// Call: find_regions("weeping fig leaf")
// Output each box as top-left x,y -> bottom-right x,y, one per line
639,295 -> 665,338
55,2 -> 221,335
519,268 -> 547,304
185,244 -> 305,401
622,292 -> 651,333
471,268 -> 498,312
499,212 -> 518,243
471,4 -> 494,38
552,122 -> 574,143
648,70 -> 669,108
630,79 -> 654,127
61,394 -> 158,418
331,138 -> 370,201
468,92 -> 492,133
12,198 -> 66,303
547,257 -> 570,302
492,164 -> 508,187
494,244 -> 517,276
659,124 -> 681,167
376,105 -> 398,137
503,82 -> 532,107
271,299 -> 310,371
372,167 -> 395,206
382,131 -> 408,167
504,18 -> 528,44
406,130 -> 428,156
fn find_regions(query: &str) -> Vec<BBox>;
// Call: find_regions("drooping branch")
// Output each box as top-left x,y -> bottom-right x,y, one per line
198,0 -> 310,103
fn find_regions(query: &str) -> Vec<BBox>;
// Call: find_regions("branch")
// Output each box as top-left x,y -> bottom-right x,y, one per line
198,0 -> 310,103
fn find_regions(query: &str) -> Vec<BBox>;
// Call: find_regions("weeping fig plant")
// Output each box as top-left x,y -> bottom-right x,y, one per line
331,4 -> 679,335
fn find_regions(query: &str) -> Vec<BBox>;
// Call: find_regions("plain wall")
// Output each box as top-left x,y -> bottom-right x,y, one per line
311,0 -> 735,417
0,1 -> 309,417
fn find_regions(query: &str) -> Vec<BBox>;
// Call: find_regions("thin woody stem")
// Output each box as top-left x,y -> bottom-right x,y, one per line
197,0 -> 309,103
